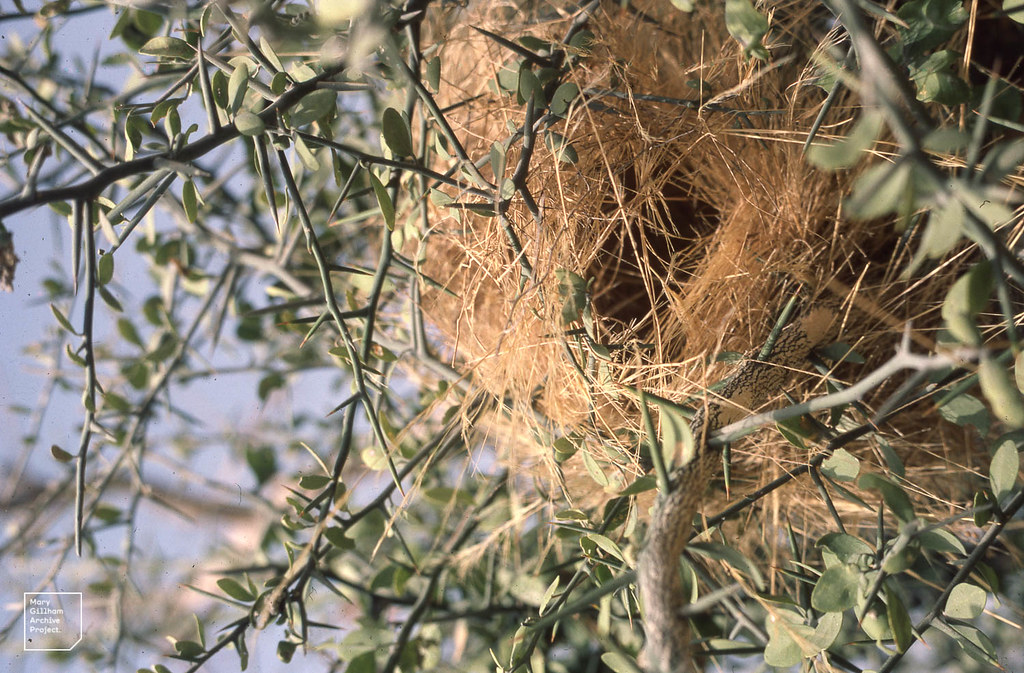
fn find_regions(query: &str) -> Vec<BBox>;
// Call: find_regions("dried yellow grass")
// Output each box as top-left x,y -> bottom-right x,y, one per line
415,0 -> 1011,552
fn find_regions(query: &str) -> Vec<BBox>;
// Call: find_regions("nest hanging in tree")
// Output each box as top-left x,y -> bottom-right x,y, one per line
415,0 -> 1014,554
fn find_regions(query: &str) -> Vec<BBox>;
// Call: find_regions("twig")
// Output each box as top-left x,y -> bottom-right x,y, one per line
710,336 -> 961,446
0,64 -> 345,218
74,200 -> 97,556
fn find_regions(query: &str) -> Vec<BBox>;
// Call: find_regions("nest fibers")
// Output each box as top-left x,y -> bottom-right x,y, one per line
416,1 -> 1007,550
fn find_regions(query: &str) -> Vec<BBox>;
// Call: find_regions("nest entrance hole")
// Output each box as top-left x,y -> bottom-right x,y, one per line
586,164 -> 720,336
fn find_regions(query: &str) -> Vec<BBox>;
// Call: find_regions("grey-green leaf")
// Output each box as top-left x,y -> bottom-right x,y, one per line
426,56 -> 441,92
941,261 -> 992,346
938,393 -> 991,434
227,62 -> 249,115
810,564 -> 860,612
887,589 -> 914,651
806,112 -> 882,170
288,90 -> 336,128
381,107 -> 414,157
97,252 -> 114,285
368,171 -> 395,230
979,355 -> 1024,428
182,179 -> 199,223
944,582 -> 987,619
725,0 -> 769,59
234,110 -> 265,137
822,448 -> 859,482
140,36 -> 194,60
989,433 -> 1020,501
858,473 -> 915,522
550,82 -> 580,116
51,445 -> 73,463
217,578 -> 255,602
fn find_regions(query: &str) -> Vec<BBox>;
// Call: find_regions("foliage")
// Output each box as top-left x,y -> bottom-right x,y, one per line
0,1 -> 1023,672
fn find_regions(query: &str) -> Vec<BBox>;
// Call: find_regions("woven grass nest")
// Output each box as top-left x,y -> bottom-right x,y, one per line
416,1 -> 1021,556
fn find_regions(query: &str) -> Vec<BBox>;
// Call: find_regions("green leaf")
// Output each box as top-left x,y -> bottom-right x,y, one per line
496,62 -> 522,93
277,640 -> 296,663
619,474 -> 657,496
550,82 -> 580,116
299,474 -> 332,490
898,0 -> 968,54
555,268 -> 589,325
553,435 -> 579,462
581,449 -> 611,488
259,35 -> 284,72
600,652 -> 638,673
989,433 -> 1020,501
245,445 -> 276,486
944,583 -> 987,619
918,198 -> 965,263
554,508 -> 589,521
173,640 -> 205,661
217,578 -> 256,602
764,609 -> 812,666
1007,0 -> 1024,23
887,589 -> 914,651
584,533 -> 624,562
1016,351 -> 1024,393
288,89 -> 336,127
941,261 -> 992,346
689,542 -> 764,590
257,372 -> 285,401
939,621 -> 999,664
518,66 -> 542,104
979,355 -> 1024,428
939,392 -> 991,434
909,50 -> 970,105
50,303 -> 79,335
97,252 -> 114,285
98,284 -> 123,312
861,604 -> 892,641
381,107 -> 414,157
51,444 -> 73,463
211,70 -> 228,110
918,528 -> 966,554
182,179 -> 199,223
816,532 -> 873,565
346,652 -> 375,673
323,526 -> 355,550
227,62 -> 249,115
545,130 -> 578,164
811,564 -> 859,612
139,36 -> 193,59
293,133 -> 319,171
821,448 -> 859,482
810,611 -> 843,651
234,110 -> 265,137
806,111 -> 882,170
367,171 -> 395,230
845,161 -> 913,220
425,56 -> 441,92
858,473 -> 915,522
725,0 -> 769,59
776,417 -> 808,448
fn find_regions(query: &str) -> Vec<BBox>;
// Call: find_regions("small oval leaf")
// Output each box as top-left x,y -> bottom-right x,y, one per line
234,110 -> 265,137
140,36 -> 194,60
944,582 -> 987,620
381,107 -> 414,157
811,564 -> 860,613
